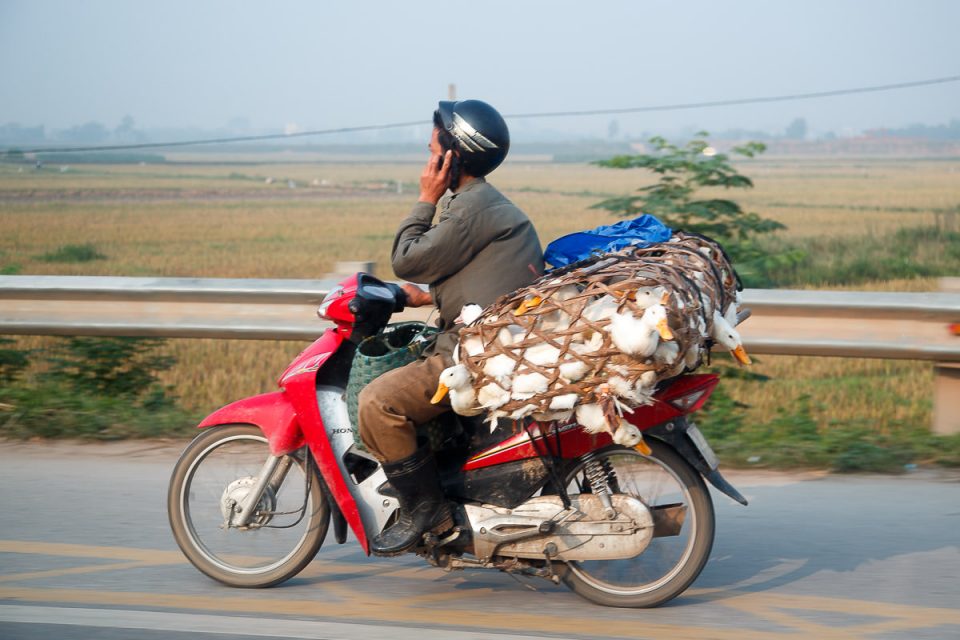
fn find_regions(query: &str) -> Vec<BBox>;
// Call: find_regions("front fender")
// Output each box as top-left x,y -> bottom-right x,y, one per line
198,391 -> 304,457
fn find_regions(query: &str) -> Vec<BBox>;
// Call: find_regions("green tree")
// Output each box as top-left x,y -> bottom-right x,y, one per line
592,132 -> 797,286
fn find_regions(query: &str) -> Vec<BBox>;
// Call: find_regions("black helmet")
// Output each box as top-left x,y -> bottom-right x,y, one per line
435,99 -> 510,177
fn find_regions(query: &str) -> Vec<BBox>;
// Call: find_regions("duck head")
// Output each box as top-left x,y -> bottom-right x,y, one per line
642,304 -> 675,340
513,295 -> 543,317
713,325 -> 751,365
432,365 -> 473,404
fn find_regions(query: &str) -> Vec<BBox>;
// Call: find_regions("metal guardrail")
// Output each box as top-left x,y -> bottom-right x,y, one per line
1,275 -> 958,358
0,275 -> 344,340
2,275 -> 959,433
739,288 -> 960,361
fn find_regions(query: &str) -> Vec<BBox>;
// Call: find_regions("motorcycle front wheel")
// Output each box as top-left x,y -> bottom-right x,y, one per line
168,424 -> 330,588
558,438 -> 715,608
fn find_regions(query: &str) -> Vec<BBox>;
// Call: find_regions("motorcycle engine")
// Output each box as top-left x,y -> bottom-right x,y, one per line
464,494 -> 654,563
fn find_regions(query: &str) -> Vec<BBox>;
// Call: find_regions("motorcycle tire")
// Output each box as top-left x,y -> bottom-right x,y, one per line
557,438 -> 715,608
168,424 -> 330,588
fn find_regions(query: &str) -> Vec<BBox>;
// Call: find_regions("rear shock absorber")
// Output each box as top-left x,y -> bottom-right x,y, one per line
583,458 -> 617,520
600,456 -> 621,494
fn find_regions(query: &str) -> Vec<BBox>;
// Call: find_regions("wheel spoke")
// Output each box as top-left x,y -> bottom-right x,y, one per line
559,442 -> 715,607
169,425 -> 329,586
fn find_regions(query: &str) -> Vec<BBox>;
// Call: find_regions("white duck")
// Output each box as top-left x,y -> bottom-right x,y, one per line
482,352 -> 518,381
548,392 -> 579,411
558,355 -> 591,383
496,323 -> 526,345
452,304 -> 487,365
637,369 -> 658,390
711,310 -> 751,365
484,404 -> 535,432
609,303 -> 674,357
431,365 -> 482,416
508,403 -> 539,420
722,300 -> 739,329
612,420 -> 644,447
455,330 -> 484,363
631,286 -> 669,310
608,375 -> 654,407
653,339 -> 680,365
533,284 -> 580,331
575,330 -> 605,351
575,402 -> 610,435
484,409 -> 507,433
513,294 -> 544,317
456,303 -> 484,326
477,380 -> 511,411
682,341 -> 702,371
524,343 -> 561,367
582,295 -> 620,324
532,408 -> 574,423
659,343 -> 698,379
511,371 -> 549,399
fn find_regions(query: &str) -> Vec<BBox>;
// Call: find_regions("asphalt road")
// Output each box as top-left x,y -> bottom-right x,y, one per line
0,439 -> 958,640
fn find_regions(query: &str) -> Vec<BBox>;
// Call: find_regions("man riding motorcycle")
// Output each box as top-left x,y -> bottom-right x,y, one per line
358,99 -> 545,556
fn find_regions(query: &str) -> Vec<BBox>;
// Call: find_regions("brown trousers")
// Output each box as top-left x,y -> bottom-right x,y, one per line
358,353 -> 450,462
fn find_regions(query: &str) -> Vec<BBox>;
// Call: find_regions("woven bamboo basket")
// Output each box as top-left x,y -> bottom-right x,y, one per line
456,232 -> 741,418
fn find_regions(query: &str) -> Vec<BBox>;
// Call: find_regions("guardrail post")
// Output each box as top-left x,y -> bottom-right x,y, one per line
934,278 -> 960,435
933,363 -> 960,435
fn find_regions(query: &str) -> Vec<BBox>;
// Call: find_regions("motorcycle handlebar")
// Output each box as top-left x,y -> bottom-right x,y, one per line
384,282 -> 408,313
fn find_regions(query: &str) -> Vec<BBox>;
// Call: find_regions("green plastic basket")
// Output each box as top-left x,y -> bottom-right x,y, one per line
346,322 -> 438,450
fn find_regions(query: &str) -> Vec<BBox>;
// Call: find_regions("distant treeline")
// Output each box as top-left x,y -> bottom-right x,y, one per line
3,116 -> 960,151
867,119 -> 960,140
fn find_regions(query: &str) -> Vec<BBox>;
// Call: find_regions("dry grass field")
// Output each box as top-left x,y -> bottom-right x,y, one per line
2,154 -> 958,463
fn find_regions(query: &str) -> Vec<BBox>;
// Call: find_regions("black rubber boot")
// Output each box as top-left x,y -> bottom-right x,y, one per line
370,448 -> 453,557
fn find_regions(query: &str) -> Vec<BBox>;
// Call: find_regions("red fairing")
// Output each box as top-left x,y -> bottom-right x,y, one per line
198,391 -> 304,457
278,333 -> 340,387
464,422 -> 613,471
622,374 -> 719,430
318,273 -> 358,336
279,329 -> 372,554
463,374 -> 720,471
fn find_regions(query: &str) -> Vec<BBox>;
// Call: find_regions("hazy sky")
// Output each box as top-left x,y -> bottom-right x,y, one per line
1,0 -> 958,139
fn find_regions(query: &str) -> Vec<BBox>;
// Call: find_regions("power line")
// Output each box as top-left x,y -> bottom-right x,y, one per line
7,74 -> 959,155
7,120 -> 427,154
505,74 -> 960,119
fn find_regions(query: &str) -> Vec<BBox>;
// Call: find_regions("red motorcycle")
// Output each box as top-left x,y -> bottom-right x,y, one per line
167,272 -> 747,608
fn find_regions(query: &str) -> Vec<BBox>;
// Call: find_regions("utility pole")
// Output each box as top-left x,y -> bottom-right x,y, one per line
448,83 -> 457,101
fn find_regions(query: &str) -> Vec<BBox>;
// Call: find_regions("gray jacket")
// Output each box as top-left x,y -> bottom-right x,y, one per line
392,179 -> 544,357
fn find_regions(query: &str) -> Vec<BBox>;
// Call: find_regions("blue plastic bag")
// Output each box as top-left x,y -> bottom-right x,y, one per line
544,214 -> 673,268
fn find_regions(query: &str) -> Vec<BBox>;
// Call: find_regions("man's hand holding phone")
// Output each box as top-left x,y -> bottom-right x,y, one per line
418,149 -> 452,205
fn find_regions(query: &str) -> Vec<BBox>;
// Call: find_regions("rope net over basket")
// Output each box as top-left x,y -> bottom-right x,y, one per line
452,232 -> 750,434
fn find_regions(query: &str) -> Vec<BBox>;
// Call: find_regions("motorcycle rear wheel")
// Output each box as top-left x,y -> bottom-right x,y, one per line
558,438 -> 715,608
168,424 -> 330,588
